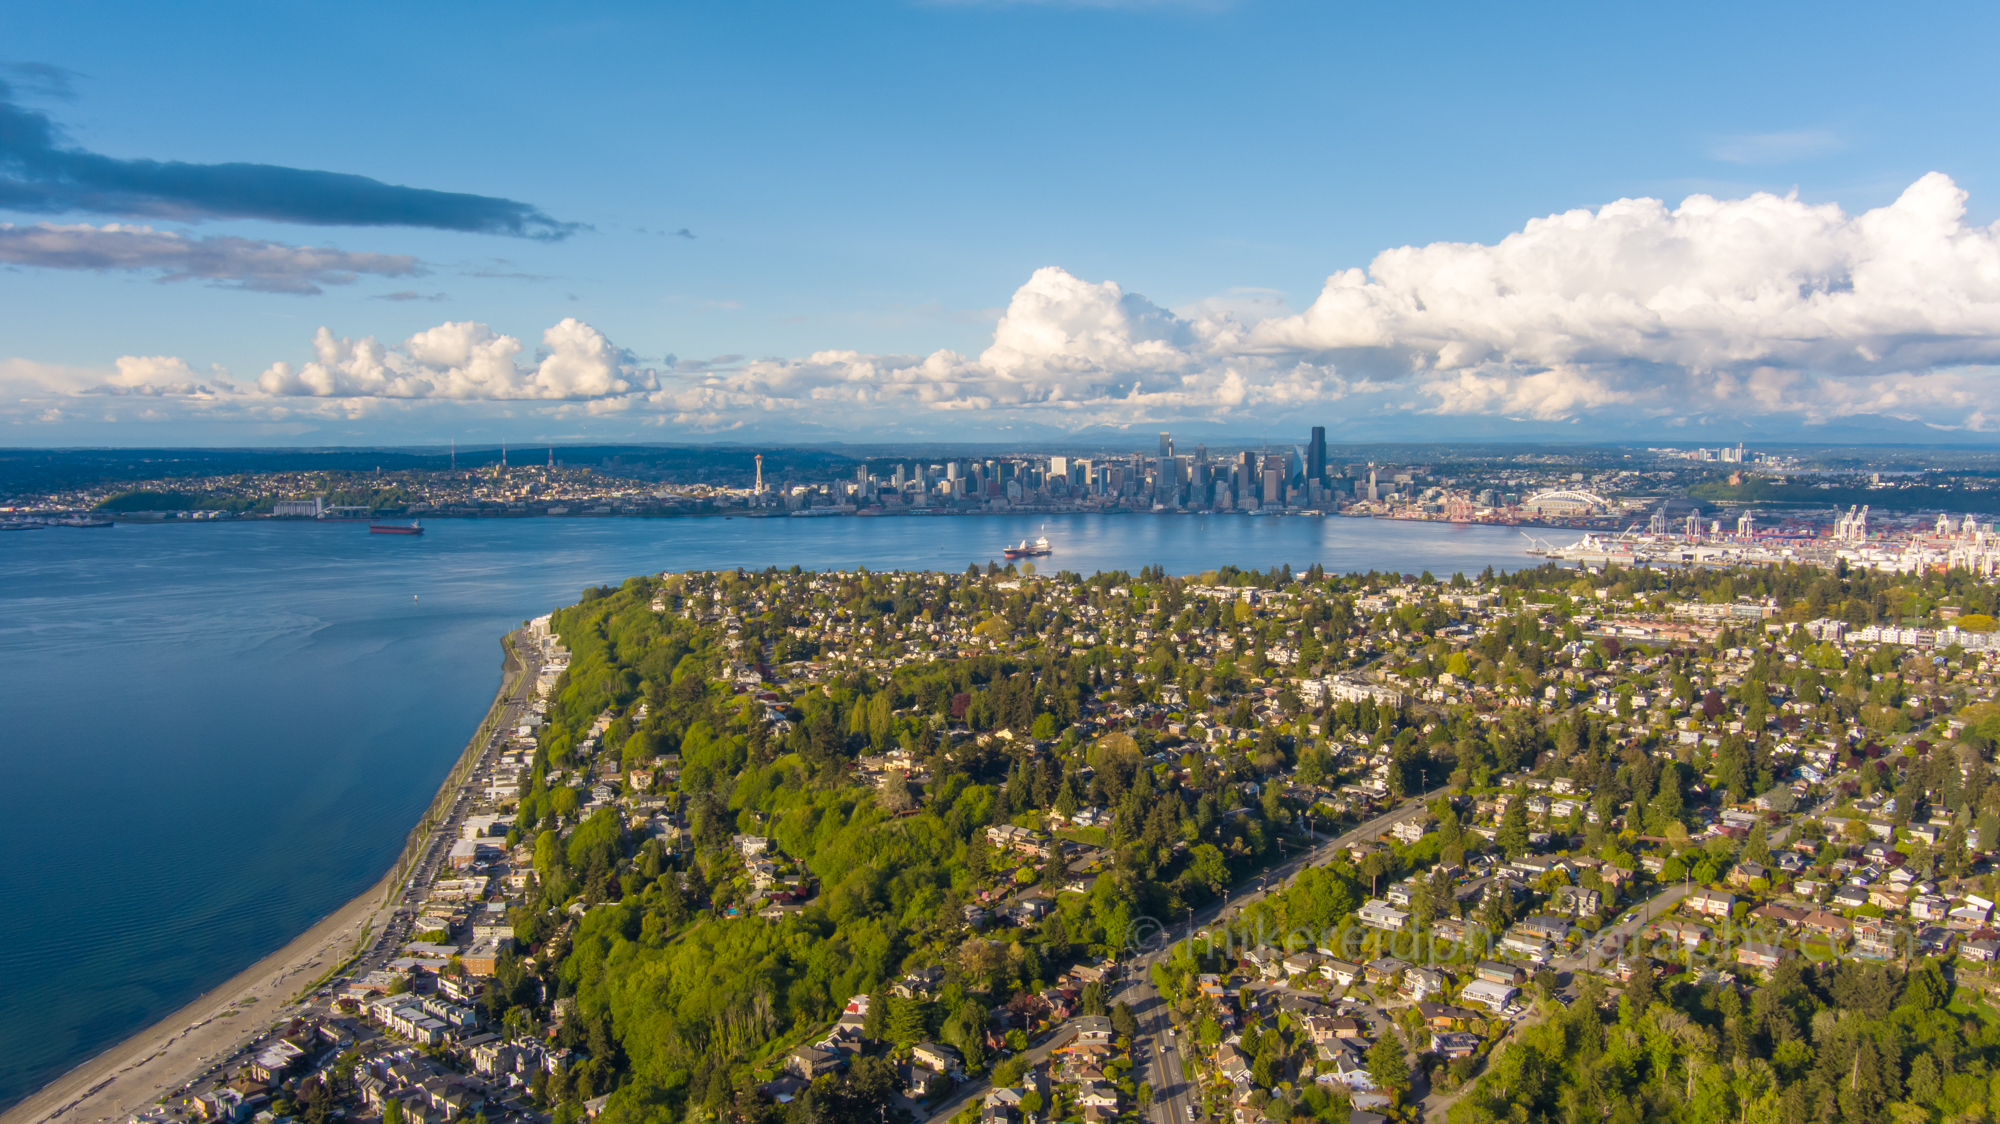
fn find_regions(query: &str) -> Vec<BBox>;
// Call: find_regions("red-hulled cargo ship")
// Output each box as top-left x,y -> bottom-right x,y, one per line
369,520 -> 424,535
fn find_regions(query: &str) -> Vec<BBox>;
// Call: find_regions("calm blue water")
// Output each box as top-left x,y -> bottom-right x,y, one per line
0,513 -> 1534,1106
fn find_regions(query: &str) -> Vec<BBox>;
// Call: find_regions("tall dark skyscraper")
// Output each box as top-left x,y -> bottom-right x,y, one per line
1307,426 -> 1327,484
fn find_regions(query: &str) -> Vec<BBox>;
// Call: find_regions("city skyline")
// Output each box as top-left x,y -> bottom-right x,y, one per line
7,3 -> 2000,445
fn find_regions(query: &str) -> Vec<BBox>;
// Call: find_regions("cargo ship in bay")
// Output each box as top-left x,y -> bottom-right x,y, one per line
1002,532 -> 1051,559
369,520 -> 424,535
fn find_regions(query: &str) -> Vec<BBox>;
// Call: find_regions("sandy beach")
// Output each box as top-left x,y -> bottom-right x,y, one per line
0,878 -> 393,1124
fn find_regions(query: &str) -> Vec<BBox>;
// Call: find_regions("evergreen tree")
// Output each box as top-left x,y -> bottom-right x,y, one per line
1111,1001 -> 1137,1038
1365,1034 -> 1410,1093
1497,798 -> 1530,860
863,987 -> 887,1040
1742,820 -> 1772,866
1647,763 -> 1686,835
1715,735 -> 1750,801
888,996 -> 930,1047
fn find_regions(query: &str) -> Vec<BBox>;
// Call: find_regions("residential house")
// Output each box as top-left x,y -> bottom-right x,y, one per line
1306,1016 -> 1368,1042
1217,1043 -> 1253,1088
999,899 -> 1050,926
1414,1003 -> 1481,1029
1729,862 -> 1770,888
1646,919 -> 1711,948
1312,1041 -> 1374,1092
1072,1016 -> 1116,1045
1517,915 -> 1572,943
1911,896 -> 1952,922
1961,938 -> 2000,962
1243,947 -> 1287,980
1078,1083 -> 1119,1110
1870,887 -> 1910,912
1749,903 -> 1808,928
1364,958 -> 1411,988
1402,968 -> 1449,1002
1686,888 -> 1736,918
1357,900 -> 1410,932
1554,886 -> 1602,916
892,968 -> 943,1000
1854,920 -> 1900,960
1501,931 -> 1552,960
1461,979 -> 1518,1013
1802,911 -> 1852,939
1430,1032 -> 1482,1058
1320,959 -> 1363,988
900,1065 -> 947,1098
1736,942 -> 1792,971
789,1046 -> 840,1080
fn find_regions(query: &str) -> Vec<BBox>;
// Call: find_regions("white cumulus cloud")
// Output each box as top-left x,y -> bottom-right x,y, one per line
253,318 -> 654,400
1249,172 -> 2000,374
77,355 -> 235,397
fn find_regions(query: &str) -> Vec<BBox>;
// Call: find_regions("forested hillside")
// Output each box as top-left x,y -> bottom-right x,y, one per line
514,569 -> 1328,1124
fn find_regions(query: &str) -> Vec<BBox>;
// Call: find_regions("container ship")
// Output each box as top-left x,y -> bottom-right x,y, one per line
369,520 -> 424,535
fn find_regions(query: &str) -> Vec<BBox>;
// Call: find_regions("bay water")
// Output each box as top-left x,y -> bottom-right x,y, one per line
0,512 -> 1537,1107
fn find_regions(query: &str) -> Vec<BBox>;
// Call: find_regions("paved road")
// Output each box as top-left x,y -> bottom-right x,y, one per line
1119,978 -> 1189,1124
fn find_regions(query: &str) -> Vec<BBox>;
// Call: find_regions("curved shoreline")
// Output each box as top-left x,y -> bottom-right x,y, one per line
2,631 -> 529,1124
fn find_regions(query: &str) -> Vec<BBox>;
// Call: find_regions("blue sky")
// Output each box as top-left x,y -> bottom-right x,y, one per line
6,0 -> 2000,446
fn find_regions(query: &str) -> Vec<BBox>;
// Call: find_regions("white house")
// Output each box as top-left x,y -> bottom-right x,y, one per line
1461,979 -> 1519,1012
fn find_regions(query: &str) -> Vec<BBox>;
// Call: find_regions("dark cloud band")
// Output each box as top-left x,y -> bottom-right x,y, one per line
0,78 -> 578,239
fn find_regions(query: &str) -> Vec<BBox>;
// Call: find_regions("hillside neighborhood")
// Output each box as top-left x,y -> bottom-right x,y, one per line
139,558 -> 2000,1124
